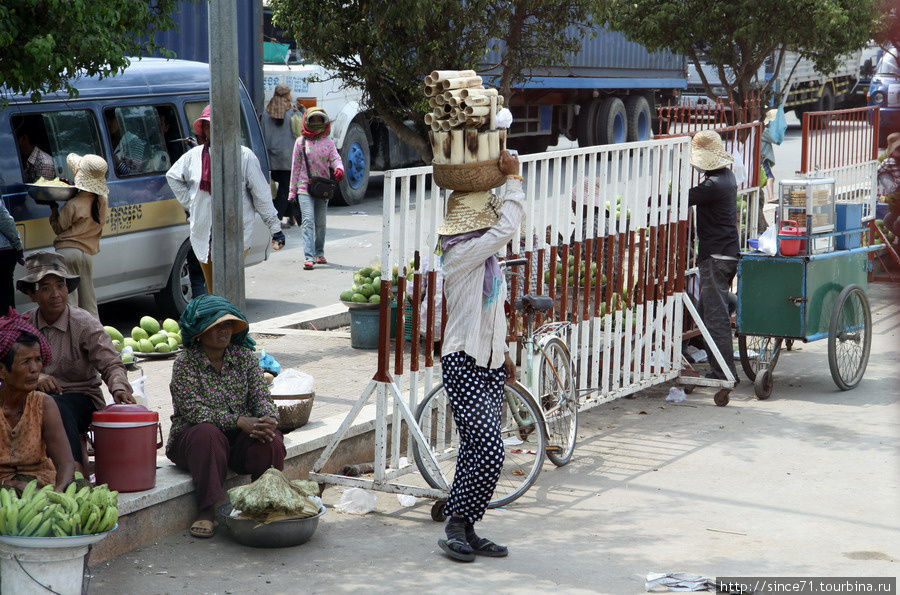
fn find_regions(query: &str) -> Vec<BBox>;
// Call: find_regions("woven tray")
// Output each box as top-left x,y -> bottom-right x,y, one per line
432,160 -> 505,192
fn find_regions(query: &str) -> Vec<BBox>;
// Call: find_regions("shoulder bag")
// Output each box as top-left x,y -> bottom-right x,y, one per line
302,138 -> 338,201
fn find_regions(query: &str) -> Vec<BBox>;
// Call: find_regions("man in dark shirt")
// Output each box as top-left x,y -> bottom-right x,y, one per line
688,131 -> 739,381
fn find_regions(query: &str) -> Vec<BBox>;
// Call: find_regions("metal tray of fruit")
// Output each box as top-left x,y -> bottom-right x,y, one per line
26,184 -> 79,203
133,348 -> 184,361
0,524 -> 118,548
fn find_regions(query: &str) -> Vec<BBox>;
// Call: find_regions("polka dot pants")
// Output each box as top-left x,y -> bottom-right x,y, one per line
441,351 -> 507,524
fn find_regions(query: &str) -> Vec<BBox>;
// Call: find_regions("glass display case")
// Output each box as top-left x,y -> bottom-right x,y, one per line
776,178 -> 836,255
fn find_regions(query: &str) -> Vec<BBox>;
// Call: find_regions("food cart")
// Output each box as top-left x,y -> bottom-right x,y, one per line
736,178 -> 873,399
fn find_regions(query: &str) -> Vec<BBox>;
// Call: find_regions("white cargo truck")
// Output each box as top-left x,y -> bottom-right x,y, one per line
262,63 -> 420,205
681,49 -> 865,116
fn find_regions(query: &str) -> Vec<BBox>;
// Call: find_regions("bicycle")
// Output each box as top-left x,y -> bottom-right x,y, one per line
412,258 -> 578,521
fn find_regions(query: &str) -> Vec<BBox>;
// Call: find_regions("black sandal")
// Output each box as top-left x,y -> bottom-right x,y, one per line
438,537 -> 476,562
439,518 -> 475,562
468,535 -> 509,557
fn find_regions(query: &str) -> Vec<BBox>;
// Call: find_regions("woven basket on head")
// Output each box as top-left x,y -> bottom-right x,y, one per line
272,393 -> 315,433
432,160 -> 505,192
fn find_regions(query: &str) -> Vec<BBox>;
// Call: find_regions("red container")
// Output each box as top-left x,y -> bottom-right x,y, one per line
91,404 -> 162,492
779,220 -> 806,256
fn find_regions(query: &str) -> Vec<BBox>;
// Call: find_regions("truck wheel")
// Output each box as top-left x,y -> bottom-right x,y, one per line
815,85 -> 835,113
624,96 -> 652,142
335,122 -> 370,206
575,100 -> 598,147
155,239 -> 193,317
595,97 -> 627,145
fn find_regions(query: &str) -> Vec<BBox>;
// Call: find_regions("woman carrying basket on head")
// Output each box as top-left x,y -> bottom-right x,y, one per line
287,107 -> 344,270
434,150 -> 523,562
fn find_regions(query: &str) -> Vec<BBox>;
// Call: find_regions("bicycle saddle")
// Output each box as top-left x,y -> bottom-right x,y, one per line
515,294 -> 554,312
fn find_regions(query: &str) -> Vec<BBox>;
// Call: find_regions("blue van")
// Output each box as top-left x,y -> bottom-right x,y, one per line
0,58 -> 271,315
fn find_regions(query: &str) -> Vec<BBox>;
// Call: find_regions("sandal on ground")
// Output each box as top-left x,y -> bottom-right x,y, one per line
189,519 -> 217,538
467,535 -> 508,557
303,261 -> 315,270
315,257 -> 327,264
438,538 -> 475,562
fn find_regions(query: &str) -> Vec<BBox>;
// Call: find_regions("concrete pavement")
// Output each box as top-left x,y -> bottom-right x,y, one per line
90,283 -> 899,594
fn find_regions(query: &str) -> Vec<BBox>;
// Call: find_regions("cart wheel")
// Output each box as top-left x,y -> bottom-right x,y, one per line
682,385 -> 695,394
828,284 -> 872,391
754,368 -> 774,400
714,389 -> 730,407
738,334 -> 783,382
431,499 -> 447,522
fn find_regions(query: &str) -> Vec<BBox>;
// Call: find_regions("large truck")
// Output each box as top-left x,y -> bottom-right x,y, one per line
680,50 -> 866,117
481,27 -> 687,153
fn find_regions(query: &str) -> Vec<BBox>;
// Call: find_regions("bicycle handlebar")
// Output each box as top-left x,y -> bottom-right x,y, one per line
501,258 -> 529,269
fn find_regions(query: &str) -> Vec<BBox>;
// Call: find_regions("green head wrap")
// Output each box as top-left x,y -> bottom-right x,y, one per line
179,294 -> 255,350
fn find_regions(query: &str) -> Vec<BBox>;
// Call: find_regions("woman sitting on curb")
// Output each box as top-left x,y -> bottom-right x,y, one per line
166,294 -> 284,538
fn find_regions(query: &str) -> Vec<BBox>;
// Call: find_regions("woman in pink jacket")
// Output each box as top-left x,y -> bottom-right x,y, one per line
288,107 -> 344,270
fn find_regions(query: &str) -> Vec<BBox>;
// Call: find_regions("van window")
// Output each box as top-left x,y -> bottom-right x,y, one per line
184,101 -> 251,147
11,111 -> 103,183
103,105 -> 182,177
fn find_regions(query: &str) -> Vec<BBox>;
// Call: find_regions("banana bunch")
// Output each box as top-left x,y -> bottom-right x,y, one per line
0,479 -> 119,537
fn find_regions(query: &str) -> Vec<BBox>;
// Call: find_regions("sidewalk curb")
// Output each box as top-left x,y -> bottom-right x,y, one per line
251,302 -> 349,334
89,403 -> 384,565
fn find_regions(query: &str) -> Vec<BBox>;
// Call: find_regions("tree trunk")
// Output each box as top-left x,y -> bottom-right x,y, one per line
498,0 -> 529,102
374,104 -> 433,162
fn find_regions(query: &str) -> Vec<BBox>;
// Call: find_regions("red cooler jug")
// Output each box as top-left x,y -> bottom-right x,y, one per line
91,404 -> 162,492
779,220 -> 806,256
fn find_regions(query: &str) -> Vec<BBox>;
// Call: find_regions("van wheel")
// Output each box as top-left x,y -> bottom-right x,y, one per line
155,240 -> 193,317
334,123 -> 370,206
624,96 -> 652,142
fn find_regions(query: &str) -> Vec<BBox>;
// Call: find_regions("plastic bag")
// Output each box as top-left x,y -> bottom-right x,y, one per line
258,349 -> 282,375
770,104 -> 788,145
665,387 -> 687,403
335,488 -> 376,514
758,225 -> 777,255
129,375 -> 149,407
271,368 -> 314,397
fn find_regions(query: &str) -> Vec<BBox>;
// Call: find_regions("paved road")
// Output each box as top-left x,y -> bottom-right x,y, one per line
90,283 -> 899,594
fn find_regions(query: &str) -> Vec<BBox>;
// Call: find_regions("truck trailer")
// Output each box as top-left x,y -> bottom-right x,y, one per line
481,26 -> 687,153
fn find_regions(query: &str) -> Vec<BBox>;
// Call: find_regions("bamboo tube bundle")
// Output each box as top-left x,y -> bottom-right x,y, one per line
487,130 -> 500,159
423,84 -> 438,97
464,105 -> 490,117
460,87 -> 498,99
476,132 -> 491,161
442,76 -> 483,91
425,70 -> 476,86
450,129 -> 464,163
464,129 -> 480,163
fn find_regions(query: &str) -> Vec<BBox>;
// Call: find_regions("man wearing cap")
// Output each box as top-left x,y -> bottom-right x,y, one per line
166,105 -> 285,294
688,130 -> 740,382
17,252 -> 135,471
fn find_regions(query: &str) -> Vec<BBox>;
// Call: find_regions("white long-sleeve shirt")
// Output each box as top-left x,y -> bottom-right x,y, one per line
165,145 -> 280,263
440,177 -> 524,368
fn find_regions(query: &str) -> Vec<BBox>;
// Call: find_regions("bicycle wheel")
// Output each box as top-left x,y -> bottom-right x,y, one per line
537,337 -> 577,467
412,382 -> 546,508
828,285 -> 871,391
738,334 -> 783,382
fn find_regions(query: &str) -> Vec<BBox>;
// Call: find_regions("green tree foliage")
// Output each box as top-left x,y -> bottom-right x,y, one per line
605,0 -> 881,118
271,0 -> 601,160
0,1 -> 182,103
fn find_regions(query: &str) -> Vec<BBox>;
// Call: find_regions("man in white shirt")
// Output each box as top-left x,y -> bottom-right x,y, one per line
165,105 -> 285,293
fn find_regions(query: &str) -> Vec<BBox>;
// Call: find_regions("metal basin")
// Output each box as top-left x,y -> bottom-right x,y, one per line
26,184 -> 78,203
217,504 -> 325,548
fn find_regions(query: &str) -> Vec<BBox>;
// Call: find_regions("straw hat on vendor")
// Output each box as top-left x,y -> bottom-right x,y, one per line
436,191 -> 504,237
690,130 -> 734,172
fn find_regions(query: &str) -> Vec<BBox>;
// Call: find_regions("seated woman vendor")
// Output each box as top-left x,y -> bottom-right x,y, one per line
0,314 -> 75,491
166,295 -> 285,538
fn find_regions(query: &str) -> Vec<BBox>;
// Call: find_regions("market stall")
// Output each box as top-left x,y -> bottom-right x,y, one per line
737,178 -> 874,399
